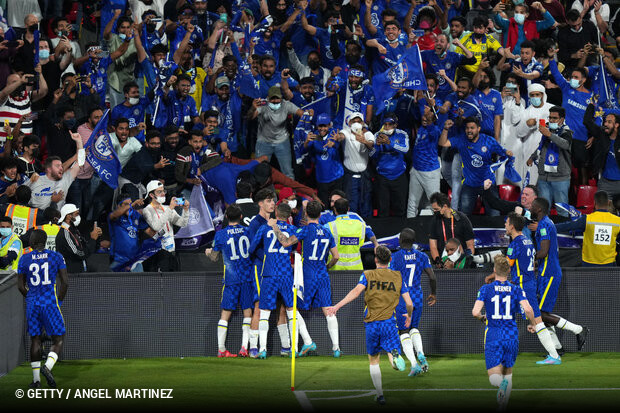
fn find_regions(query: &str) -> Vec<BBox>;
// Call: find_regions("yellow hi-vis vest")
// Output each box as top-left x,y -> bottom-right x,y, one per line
328,215 -> 366,270
4,203 -> 38,236
583,211 -> 620,265
34,224 -> 61,251
0,233 -> 23,270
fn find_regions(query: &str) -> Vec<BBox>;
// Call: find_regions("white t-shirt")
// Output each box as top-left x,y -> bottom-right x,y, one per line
340,129 -> 376,173
26,172 -> 75,209
572,0 -> 610,27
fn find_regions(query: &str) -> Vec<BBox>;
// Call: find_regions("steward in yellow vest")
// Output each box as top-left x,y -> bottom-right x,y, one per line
0,216 -> 23,270
327,198 -> 379,271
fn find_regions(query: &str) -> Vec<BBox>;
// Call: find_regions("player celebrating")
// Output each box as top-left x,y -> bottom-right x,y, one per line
530,198 -> 589,359
205,204 -> 255,358
328,246 -> 413,405
496,212 -> 564,362
472,255 -> 537,411
389,228 -> 437,376
269,200 -> 341,356
250,203 -> 312,359
17,229 -> 68,389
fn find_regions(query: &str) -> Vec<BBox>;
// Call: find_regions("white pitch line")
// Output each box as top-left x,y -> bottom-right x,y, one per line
293,391 -> 314,412
302,388 -> 620,394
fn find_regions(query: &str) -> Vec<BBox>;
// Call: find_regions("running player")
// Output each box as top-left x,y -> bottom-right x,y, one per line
530,198 -> 589,360
205,204 -> 254,358
472,254 -> 537,411
501,212 -> 564,363
270,200 -> 341,356
16,229 -> 68,389
250,203 -> 312,359
327,246 -> 413,405
389,228 -> 437,376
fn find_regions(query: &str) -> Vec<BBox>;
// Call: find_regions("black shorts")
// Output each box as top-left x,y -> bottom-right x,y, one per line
571,140 -> 590,168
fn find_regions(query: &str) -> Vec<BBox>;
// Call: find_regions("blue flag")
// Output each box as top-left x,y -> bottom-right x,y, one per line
372,45 -> 427,114
490,156 -> 521,183
555,203 -> 583,221
84,109 -> 122,189
293,112 -> 314,164
597,56 -> 619,110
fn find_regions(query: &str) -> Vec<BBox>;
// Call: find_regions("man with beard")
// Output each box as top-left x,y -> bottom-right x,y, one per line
172,22 -> 207,110
111,81 -> 151,133
164,73 -> 201,131
441,16 -> 470,51
439,116 -> 513,215
421,33 -> 475,100
44,106 -> 78,163
365,20 -> 410,76
287,46 -> 331,94
167,4 -> 204,65
251,9 -> 300,67
281,76 -> 327,116
585,102 -> 620,198
26,133 -> 85,210
138,10 -> 167,57
202,76 -> 242,156
329,64 -> 375,130
104,11 -> 139,108
52,73 -> 101,123
161,126 -> 183,194
472,65 -> 503,142
205,55 -> 240,94
332,42 -> 368,77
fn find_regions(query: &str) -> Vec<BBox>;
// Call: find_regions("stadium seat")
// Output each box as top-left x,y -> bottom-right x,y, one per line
499,185 -> 520,202
576,185 -> 597,214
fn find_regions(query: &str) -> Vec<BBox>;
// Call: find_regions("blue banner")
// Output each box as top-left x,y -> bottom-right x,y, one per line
372,45 -> 427,114
84,109 -> 122,189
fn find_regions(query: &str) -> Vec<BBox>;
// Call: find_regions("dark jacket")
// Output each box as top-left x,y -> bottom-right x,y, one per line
530,126 -> 573,182
120,147 -> 158,185
55,224 -> 96,273
585,103 -> 620,176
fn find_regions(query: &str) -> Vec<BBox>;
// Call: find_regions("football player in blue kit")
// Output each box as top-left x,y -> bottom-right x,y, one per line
389,228 -> 437,376
501,211 -> 563,364
269,200 -> 341,356
17,229 -> 69,389
206,204 -> 255,358
473,254 -> 537,411
530,198 -> 588,359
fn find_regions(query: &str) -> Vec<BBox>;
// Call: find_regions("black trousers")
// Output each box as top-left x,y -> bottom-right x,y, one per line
376,172 -> 408,218
317,176 -> 345,207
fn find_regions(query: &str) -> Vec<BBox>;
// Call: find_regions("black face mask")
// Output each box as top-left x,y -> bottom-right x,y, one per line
28,24 -> 39,33
11,84 -> 26,97
146,23 -> 157,33
473,32 -> 485,40
345,54 -> 360,65
479,80 -> 490,90
308,60 -> 320,70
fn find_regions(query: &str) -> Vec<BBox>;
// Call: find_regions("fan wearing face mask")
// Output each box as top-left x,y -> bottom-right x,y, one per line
441,238 -> 472,269
110,81 -> 150,135
55,203 -> 102,273
492,2 -> 556,56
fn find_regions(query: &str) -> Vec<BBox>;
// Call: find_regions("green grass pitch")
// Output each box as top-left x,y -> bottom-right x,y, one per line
1,353 -> 619,411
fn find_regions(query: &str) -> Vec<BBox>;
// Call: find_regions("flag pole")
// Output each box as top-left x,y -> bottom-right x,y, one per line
291,287 -> 297,391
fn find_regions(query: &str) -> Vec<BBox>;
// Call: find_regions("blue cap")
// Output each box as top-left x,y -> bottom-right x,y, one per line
317,113 -> 331,125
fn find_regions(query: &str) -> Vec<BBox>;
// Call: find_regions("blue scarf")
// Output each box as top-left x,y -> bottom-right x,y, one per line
538,126 -> 565,173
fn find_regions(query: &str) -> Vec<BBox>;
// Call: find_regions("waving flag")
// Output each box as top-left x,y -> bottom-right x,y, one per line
293,112 -> 314,164
491,156 -> 522,183
597,56 -> 619,110
174,184 -> 215,240
372,45 -> 427,114
555,203 -> 583,221
84,109 -> 122,189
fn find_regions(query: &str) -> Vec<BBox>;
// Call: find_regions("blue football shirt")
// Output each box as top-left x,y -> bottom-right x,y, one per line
389,248 -> 431,304
250,221 -> 297,278
18,250 -> 67,305
507,234 -> 536,287
213,224 -> 253,285
476,281 -> 526,342
295,222 -> 336,279
535,215 -> 562,276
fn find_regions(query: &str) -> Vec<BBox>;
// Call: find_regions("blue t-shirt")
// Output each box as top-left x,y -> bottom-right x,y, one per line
295,222 -> 336,279
247,213 -> 268,267
535,215 -> 562,276
251,30 -> 284,66
371,129 -> 409,180
250,221 -> 297,278
389,248 -> 431,303
372,36 -> 408,75
603,143 -> 620,181
549,59 -> 592,142
473,88 -> 503,135
201,92 -> 243,152
213,224 -> 253,285
18,249 -> 67,305
202,161 -> 259,205
412,124 -> 441,172
476,280 -> 526,342
80,56 -> 113,107
165,90 -> 199,128
450,133 -> 507,187
314,27 -> 345,70
110,97 -> 150,128
421,50 -> 466,99
507,234 -> 536,287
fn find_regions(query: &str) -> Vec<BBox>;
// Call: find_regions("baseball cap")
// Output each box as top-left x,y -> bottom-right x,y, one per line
215,76 -> 230,89
267,85 -> 282,99
59,204 -> 78,224
317,113 -> 331,126
146,180 -> 164,195
278,187 -> 295,201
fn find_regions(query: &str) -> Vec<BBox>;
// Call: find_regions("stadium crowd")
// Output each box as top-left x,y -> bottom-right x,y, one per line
1,0 -> 620,273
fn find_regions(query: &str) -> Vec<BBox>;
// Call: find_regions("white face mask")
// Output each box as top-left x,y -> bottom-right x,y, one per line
383,128 -> 394,135
72,215 -> 81,226
350,122 -> 363,133
442,248 -> 461,262
156,196 -> 166,204
287,200 -> 298,210
128,97 -> 140,105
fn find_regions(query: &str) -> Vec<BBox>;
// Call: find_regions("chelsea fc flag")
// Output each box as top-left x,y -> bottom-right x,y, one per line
372,45 -> 427,114
84,109 -> 121,189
